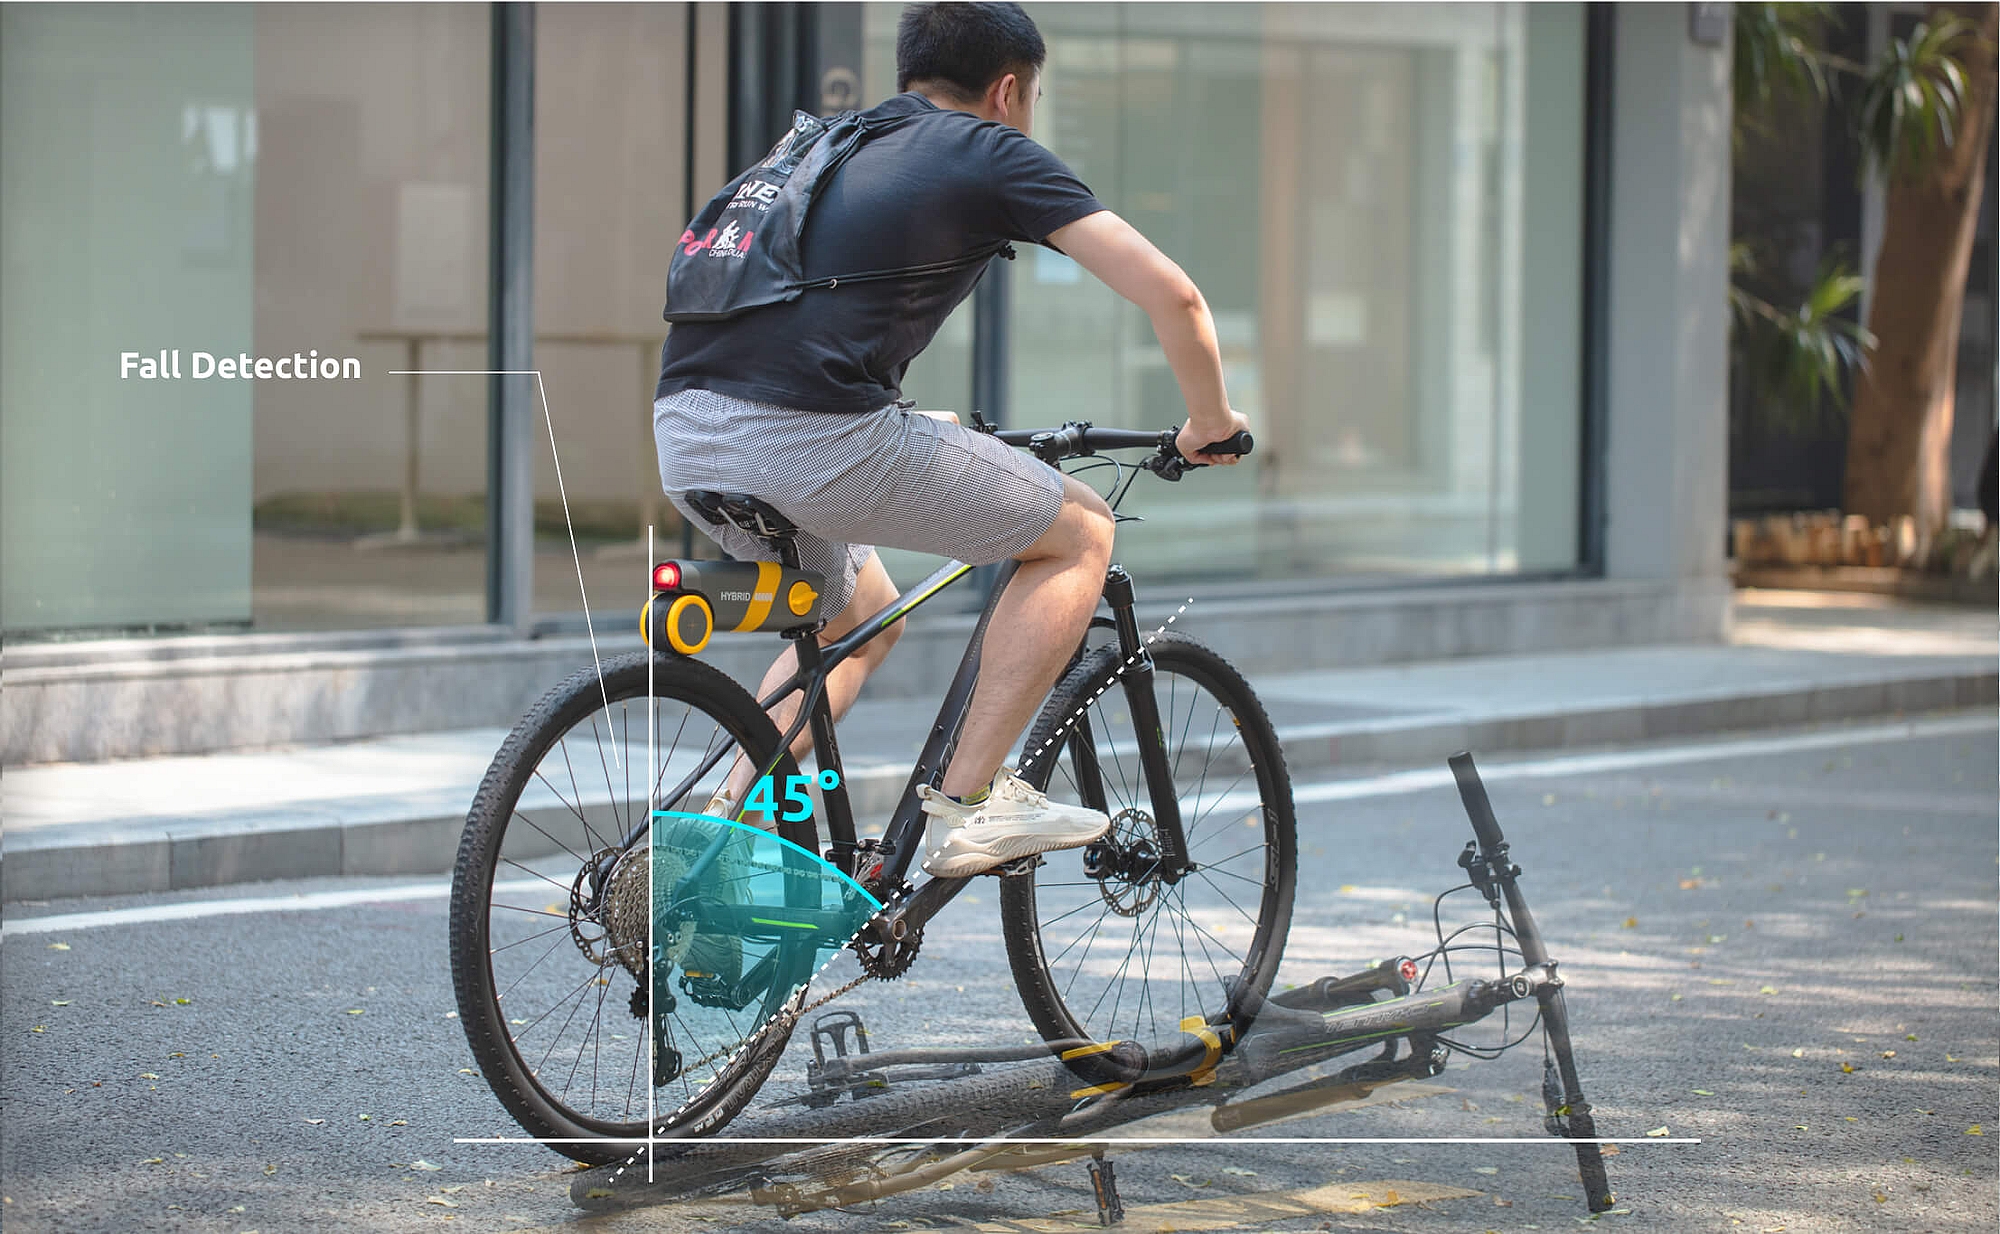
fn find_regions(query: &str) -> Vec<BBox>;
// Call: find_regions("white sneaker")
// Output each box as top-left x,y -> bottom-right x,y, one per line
916,769 -> 1111,877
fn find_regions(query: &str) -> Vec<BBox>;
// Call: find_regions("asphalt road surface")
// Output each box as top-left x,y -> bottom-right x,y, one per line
5,712 -> 1995,1233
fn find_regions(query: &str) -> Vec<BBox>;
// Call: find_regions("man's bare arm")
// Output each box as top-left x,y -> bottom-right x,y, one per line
1046,210 -> 1250,465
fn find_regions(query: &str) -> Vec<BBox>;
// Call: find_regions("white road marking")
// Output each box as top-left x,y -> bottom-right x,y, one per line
1279,711 -> 1994,809
5,713 -> 1989,938
1,879 -> 543,939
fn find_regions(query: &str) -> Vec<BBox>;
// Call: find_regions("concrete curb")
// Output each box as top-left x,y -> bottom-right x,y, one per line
3,664 -> 1991,903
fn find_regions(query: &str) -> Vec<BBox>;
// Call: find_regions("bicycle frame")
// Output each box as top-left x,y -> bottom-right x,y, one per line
624,549 -> 1183,953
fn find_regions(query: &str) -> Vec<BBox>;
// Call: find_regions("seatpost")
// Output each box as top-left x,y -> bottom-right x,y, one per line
785,625 -> 857,870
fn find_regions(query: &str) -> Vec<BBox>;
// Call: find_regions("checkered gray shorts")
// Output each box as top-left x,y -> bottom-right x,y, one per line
653,387 -> 1066,615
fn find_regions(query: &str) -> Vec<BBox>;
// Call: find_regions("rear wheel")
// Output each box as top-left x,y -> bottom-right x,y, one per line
448,651 -> 817,1163
1001,633 -> 1296,1076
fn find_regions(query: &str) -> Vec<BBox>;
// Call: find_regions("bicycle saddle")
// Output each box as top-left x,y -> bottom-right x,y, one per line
681,491 -> 799,541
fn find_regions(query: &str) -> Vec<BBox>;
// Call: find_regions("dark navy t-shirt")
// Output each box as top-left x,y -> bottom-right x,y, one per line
657,92 -> 1105,413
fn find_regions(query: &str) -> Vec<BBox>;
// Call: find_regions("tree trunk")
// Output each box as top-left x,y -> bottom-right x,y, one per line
1843,3 -> 1998,538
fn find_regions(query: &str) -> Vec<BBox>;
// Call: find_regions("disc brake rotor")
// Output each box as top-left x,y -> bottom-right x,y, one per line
1088,807 -> 1162,917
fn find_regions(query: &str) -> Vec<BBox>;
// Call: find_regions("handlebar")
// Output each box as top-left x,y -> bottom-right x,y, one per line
986,419 -> 1253,481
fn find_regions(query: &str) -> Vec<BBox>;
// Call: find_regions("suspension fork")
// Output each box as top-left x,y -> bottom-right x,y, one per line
1103,566 -> 1191,879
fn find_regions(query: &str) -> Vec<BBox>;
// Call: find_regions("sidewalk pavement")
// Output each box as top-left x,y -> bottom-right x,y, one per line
4,589 -> 1992,903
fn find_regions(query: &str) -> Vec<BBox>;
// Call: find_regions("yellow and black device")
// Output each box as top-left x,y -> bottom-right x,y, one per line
640,560 -> 827,655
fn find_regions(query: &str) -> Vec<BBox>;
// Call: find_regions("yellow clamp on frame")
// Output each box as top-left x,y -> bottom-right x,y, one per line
1061,1020 -> 1224,1098
1180,1015 -> 1224,1086
1062,1040 -> 1130,1099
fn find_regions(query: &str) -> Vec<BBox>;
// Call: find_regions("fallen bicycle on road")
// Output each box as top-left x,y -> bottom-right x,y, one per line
561,752 -> 1615,1221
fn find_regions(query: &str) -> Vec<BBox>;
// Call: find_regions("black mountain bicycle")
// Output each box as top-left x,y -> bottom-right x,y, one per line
448,422 -> 1296,1165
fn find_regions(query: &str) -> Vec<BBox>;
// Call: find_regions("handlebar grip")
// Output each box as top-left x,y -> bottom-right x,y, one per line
1200,430 -> 1253,457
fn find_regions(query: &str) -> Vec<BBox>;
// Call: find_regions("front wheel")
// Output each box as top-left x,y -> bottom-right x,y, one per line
1001,632 -> 1296,1076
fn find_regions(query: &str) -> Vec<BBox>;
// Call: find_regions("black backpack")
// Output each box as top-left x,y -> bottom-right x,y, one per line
662,109 -> 1013,324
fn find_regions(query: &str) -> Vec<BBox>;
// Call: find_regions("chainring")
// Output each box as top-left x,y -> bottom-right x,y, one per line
851,926 -> 923,980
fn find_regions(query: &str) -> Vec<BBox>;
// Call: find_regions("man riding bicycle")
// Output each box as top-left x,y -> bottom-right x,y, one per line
654,1 -> 1249,878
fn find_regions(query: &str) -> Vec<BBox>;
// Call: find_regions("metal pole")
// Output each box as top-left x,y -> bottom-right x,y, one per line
680,0 -> 700,561
487,2 -> 536,633
1576,3 -> 1614,576
399,337 -> 421,541
637,340 -> 660,546
969,255 -> 1011,605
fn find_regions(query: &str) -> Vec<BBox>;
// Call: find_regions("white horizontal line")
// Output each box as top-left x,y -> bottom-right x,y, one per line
1,879 -> 542,939
455,1135 -> 1697,1146
386,369 -> 542,375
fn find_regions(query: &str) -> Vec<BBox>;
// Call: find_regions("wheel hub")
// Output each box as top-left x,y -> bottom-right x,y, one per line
1081,808 -> 1163,917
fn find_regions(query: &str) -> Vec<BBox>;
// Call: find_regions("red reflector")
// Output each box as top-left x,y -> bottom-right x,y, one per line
1398,958 -> 1419,984
652,562 -> 682,591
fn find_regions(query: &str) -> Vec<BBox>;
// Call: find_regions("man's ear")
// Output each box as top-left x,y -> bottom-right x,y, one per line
987,71 -> 1019,123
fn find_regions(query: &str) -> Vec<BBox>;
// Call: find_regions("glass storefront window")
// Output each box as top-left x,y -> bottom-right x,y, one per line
249,4 -> 491,629
1,3 -> 491,636
530,2 -> 711,620
857,2 -> 1587,591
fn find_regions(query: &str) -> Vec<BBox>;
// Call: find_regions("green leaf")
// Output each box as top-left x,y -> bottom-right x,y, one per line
1856,14 -> 1981,182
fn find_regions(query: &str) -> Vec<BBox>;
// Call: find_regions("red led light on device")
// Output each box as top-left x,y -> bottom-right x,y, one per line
652,562 -> 682,591
1398,958 -> 1419,983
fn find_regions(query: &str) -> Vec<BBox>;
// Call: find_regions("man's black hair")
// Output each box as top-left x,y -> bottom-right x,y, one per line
896,3 -> 1046,99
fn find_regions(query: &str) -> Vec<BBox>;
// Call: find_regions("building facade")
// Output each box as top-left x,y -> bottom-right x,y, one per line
0,2 -> 1732,761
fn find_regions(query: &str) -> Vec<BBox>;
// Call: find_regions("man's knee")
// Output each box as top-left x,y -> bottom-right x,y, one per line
1019,477 -> 1114,565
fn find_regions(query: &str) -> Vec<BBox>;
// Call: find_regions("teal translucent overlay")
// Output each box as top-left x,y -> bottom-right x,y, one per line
647,810 -> 877,1013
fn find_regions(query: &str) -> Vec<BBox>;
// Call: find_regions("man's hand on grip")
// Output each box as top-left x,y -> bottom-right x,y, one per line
1178,410 -> 1252,467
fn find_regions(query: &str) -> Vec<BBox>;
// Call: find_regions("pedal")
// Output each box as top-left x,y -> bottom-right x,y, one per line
805,1010 -> 884,1104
